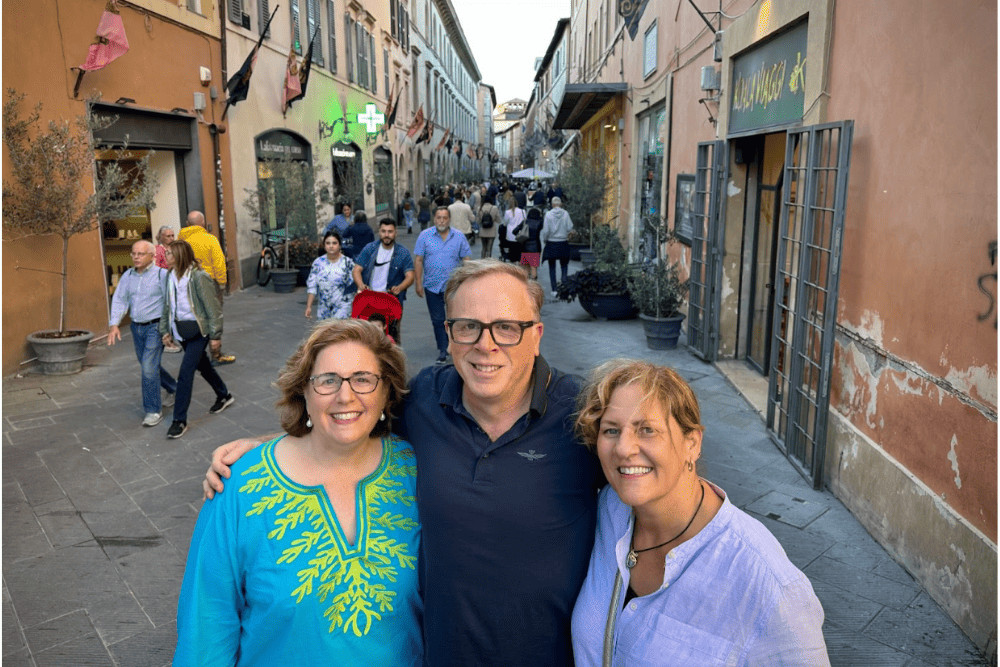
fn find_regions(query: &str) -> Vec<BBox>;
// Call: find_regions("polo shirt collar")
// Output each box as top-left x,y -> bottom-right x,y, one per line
440,355 -> 552,419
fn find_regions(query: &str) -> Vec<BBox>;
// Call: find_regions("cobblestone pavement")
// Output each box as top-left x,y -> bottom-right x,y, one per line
3,232 -> 989,666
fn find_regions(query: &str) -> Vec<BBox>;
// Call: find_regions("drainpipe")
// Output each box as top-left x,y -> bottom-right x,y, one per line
214,0 -> 232,289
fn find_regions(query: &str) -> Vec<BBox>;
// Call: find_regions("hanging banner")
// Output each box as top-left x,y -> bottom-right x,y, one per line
618,0 -> 651,40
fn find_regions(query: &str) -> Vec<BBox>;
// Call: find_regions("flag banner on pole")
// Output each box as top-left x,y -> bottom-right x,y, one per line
387,82 -> 402,129
285,26 -> 317,112
406,106 -> 425,139
435,128 -> 451,152
416,117 -> 433,144
224,5 -> 279,117
281,48 -> 302,113
80,0 -> 129,71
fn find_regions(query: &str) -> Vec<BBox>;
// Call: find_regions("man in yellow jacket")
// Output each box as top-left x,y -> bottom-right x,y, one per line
178,211 -> 236,364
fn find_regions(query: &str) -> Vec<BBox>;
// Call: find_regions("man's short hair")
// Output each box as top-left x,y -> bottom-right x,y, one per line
444,259 -> 544,318
379,218 -> 396,228
433,206 -> 451,218
354,211 -> 367,225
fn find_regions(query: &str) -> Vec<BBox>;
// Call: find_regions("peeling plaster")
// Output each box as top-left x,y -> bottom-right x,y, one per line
839,341 -> 880,428
856,309 -> 885,347
727,180 -> 741,197
721,270 -> 734,302
890,370 -> 925,397
944,364 -> 998,407
947,435 -> 963,489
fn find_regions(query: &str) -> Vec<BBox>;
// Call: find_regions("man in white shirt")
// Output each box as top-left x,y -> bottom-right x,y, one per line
448,191 -> 476,247
352,218 -> 416,340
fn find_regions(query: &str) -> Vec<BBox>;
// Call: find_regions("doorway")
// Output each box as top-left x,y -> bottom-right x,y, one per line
746,132 -> 786,373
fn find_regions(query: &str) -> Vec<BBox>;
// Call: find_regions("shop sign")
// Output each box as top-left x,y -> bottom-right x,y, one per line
729,21 -> 807,134
255,130 -> 308,160
331,143 -> 357,159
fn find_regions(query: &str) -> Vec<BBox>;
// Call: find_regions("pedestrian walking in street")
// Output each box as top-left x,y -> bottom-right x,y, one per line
413,206 -> 470,364
448,190 -> 476,247
503,198 -> 527,264
323,202 -> 354,236
571,359 -> 830,666
352,218 -> 415,342
179,211 -> 235,365
206,260 -> 603,667
417,191 -> 432,231
305,230 -> 357,320
477,193 -> 501,259
160,240 -> 234,439
107,240 -> 177,427
402,191 -> 416,233
519,207 -> 544,280
341,210 -> 375,260
541,196 -> 574,297
153,226 -> 183,352
175,319 -> 421,666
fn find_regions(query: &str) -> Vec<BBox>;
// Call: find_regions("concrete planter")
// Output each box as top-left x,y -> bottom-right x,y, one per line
271,269 -> 299,293
638,313 -> 685,350
26,329 -> 95,375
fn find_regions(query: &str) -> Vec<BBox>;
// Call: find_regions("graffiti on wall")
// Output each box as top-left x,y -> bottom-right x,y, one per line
976,240 -> 997,328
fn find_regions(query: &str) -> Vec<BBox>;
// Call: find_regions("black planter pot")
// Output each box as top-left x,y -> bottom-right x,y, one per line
271,269 -> 299,293
295,264 -> 312,287
580,292 -> 638,320
639,313 -> 685,349
567,242 -> 587,261
578,248 -> 596,268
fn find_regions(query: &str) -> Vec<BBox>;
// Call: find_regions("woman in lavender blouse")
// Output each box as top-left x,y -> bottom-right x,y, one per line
571,359 -> 830,666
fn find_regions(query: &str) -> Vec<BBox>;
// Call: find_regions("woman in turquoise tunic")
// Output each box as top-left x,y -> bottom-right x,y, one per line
174,319 -> 420,666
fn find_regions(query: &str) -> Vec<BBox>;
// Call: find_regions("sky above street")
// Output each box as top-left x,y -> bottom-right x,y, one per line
451,0 -> 571,107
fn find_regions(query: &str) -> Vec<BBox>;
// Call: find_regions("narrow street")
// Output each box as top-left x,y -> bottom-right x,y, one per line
2,231 -> 988,666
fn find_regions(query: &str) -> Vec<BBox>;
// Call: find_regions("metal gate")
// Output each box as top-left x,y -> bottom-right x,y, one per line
687,141 -> 727,361
766,121 -> 854,488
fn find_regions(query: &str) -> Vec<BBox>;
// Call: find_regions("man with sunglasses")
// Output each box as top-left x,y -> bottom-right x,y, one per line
203,260 -> 602,667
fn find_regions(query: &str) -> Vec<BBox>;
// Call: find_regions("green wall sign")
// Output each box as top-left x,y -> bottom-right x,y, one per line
729,21 -> 808,135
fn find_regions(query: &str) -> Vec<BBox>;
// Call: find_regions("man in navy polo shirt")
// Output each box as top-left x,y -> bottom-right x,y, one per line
203,261 -> 603,667
413,206 -> 471,364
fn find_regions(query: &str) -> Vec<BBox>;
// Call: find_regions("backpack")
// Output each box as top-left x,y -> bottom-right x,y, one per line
481,207 -> 495,229
515,222 -> 530,243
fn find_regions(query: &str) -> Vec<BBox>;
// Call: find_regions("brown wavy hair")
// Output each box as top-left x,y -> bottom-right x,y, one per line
575,359 -> 704,452
167,240 -> 201,277
275,319 -> 409,437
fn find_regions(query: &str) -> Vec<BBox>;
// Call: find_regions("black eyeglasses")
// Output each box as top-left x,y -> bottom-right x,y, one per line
445,319 -> 538,346
308,372 -> 382,395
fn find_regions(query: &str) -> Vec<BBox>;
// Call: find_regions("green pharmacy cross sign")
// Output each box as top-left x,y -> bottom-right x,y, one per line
358,103 -> 385,134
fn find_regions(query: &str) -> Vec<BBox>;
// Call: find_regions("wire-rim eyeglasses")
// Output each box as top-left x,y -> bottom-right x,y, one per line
308,371 -> 382,395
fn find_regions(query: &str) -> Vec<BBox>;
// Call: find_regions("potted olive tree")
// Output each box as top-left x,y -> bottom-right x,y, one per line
2,90 -> 159,374
627,222 -> 689,349
559,150 -> 606,261
555,224 -> 638,320
243,155 -> 328,293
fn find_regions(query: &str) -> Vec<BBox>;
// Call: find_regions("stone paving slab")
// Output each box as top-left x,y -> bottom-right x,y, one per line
1,238 -> 988,666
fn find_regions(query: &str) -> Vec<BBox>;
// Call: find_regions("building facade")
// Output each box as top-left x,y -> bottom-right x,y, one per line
2,0 -> 234,375
492,98 -> 526,175
524,19 -> 570,176
552,0 -> 996,654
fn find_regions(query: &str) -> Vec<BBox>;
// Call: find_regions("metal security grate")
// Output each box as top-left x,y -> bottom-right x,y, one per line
767,121 -> 854,488
687,140 -> 727,361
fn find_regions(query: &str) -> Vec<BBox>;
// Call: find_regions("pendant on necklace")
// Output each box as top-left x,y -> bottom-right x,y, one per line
626,550 -> 637,569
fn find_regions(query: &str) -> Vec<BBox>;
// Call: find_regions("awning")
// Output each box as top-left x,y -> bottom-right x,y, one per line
552,83 -> 628,130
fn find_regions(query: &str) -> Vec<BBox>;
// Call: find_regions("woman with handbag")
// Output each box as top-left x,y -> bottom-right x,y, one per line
160,240 -> 234,440
519,207 -> 544,280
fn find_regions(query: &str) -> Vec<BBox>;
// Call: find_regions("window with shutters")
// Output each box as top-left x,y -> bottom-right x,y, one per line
345,12 -> 353,82
326,0 -> 336,72
357,22 -> 368,89
230,0 -> 247,26
305,0 -> 323,66
391,0 -> 397,40
370,33 -> 377,94
643,21 -> 657,78
291,1 -> 301,54
384,49 -> 390,99
259,0 -> 271,36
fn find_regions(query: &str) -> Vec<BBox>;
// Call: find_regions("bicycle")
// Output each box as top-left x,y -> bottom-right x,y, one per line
252,228 -> 287,286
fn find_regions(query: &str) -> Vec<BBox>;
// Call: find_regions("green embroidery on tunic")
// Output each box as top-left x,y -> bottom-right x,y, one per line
240,442 -> 418,635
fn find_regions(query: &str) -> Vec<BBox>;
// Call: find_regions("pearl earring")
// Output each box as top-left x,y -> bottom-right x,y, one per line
306,416 -> 313,428
685,460 -> 694,472
380,411 -> 386,421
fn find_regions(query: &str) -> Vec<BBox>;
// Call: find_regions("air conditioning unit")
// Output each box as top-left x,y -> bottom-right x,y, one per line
701,66 -> 720,92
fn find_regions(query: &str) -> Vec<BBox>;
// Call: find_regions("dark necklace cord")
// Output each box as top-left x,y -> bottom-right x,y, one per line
626,480 -> 706,569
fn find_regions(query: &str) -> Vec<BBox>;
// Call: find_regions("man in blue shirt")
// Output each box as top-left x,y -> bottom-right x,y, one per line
204,260 -> 603,667
352,218 -> 415,341
414,206 -> 471,364
107,240 -> 178,427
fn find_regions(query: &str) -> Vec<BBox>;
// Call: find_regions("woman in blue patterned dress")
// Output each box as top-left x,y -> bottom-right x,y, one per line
305,231 -> 356,320
174,319 -> 421,666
